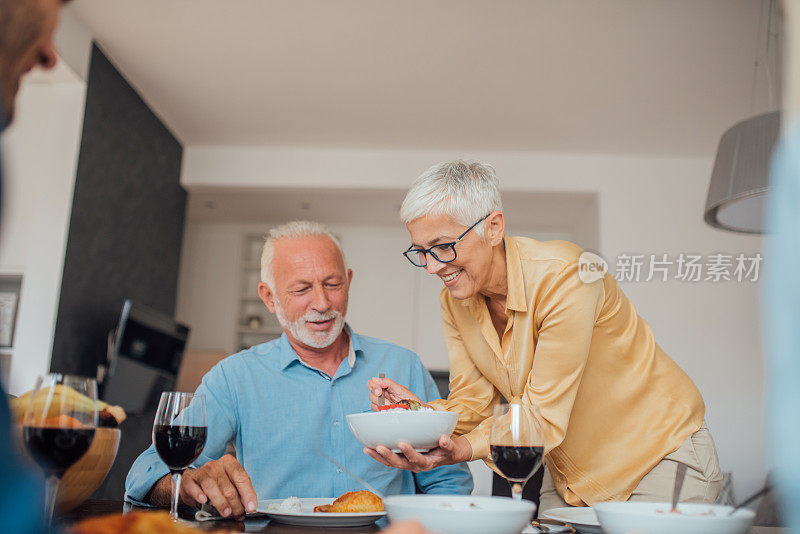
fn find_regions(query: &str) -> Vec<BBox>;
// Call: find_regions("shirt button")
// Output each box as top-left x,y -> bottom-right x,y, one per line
333,420 -> 340,426
336,468 -> 343,473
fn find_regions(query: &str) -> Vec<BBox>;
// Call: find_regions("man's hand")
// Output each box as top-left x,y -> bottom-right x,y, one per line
367,377 -> 422,410
148,455 -> 257,519
363,434 -> 472,472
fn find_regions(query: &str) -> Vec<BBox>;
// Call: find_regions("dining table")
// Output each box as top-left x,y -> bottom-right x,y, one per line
60,500 -> 381,533
60,499 -> 790,534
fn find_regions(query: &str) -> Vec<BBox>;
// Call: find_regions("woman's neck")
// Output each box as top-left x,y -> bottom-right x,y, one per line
479,239 -> 509,309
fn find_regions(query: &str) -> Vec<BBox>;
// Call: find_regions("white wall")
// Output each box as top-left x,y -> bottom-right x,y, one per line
177,221 -> 572,366
0,80 -> 86,394
179,145 -> 764,500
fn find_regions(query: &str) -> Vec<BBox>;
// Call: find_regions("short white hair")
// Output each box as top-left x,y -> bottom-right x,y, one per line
260,220 -> 345,289
400,160 -> 503,239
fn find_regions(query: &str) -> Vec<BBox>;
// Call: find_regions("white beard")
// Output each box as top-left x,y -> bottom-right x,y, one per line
273,297 -> 345,349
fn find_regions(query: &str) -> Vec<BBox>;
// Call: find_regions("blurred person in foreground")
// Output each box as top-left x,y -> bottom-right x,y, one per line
765,122 -> 800,532
0,0 -> 70,532
367,161 -> 722,513
125,221 -> 472,519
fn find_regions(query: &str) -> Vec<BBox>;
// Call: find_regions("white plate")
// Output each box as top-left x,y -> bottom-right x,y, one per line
542,507 -> 602,534
257,497 -> 386,527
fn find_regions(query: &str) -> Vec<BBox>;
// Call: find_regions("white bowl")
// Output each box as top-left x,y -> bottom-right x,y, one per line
384,495 -> 535,534
594,501 -> 755,534
346,410 -> 458,452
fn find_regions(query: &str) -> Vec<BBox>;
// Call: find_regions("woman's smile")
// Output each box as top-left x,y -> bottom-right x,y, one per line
441,269 -> 463,286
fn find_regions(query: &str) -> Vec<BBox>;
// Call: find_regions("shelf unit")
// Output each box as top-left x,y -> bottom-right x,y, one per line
0,274 -> 22,386
237,234 -> 282,352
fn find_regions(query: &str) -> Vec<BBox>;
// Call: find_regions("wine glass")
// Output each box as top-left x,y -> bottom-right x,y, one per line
153,392 -> 207,520
490,403 -> 544,502
21,374 -> 98,527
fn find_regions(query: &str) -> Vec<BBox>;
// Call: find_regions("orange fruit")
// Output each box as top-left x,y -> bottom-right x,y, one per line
41,415 -> 84,428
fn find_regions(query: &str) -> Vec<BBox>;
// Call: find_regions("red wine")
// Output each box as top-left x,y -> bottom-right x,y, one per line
23,426 -> 95,477
154,424 -> 207,470
491,445 -> 543,481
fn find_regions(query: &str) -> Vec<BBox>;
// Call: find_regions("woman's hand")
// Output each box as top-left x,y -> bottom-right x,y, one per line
367,376 -> 422,410
363,435 -> 472,472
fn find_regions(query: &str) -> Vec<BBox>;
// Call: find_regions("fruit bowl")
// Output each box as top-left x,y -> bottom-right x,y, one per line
58,427 -> 121,511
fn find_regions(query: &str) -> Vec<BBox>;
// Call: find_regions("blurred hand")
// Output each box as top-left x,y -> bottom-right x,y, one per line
179,454 -> 257,519
382,520 -> 433,534
364,434 -> 472,473
367,377 -> 422,410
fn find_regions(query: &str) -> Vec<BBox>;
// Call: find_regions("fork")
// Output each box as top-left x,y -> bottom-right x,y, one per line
671,463 -> 688,513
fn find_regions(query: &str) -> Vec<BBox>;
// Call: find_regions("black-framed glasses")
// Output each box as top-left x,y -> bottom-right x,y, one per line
403,214 -> 490,267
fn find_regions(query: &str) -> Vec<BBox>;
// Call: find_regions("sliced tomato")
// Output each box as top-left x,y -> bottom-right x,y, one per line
377,403 -> 409,411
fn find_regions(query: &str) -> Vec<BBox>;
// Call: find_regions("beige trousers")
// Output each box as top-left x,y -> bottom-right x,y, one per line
539,424 -> 723,514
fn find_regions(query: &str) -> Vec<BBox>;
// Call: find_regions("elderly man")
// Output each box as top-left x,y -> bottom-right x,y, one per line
1,0 -> 69,532
125,221 -> 472,518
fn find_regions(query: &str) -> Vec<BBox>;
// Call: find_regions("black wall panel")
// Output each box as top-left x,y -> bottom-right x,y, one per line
50,44 -> 185,377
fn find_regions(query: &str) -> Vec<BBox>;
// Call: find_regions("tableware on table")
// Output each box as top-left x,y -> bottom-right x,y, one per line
313,447 -> 385,498
258,498 -> 386,527
593,501 -> 755,534
728,483 -> 771,516
542,507 -> 602,534
378,372 -> 386,406
523,519 -> 575,533
384,495 -> 535,534
21,374 -> 98,527
346,410 -> 457,452
153,392 -> 207,521
490,403 -> 544,502
670,463 -> 687,512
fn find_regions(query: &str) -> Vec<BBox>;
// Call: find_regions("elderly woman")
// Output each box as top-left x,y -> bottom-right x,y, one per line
366,161 -> 722,512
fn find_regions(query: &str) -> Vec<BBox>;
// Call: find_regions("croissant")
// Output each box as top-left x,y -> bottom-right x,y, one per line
314,490 -> 384,513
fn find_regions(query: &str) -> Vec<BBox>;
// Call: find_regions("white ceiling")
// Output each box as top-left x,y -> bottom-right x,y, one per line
66,0 -> 778,157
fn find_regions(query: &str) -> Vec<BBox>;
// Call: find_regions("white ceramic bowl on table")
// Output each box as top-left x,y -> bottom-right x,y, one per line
346,410 -> 458,452
594,501 -> 755,534
385,495 -> 535,534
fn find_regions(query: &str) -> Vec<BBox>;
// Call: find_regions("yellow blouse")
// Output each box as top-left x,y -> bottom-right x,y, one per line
428,236 -> 704,505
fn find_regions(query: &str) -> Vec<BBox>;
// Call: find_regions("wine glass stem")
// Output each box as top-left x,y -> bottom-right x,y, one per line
44,474 -> 60,528
170,471 -> 183,520
511,482 -> 523,501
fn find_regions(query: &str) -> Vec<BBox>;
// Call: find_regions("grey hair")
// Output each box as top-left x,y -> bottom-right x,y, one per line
260,220 -> 345,288
400,160 -> 503,239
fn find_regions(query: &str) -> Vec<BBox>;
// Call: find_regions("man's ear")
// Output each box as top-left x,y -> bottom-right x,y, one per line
347,268 -> 354,285
258,282 -> 276,313
484,211 -> 505,246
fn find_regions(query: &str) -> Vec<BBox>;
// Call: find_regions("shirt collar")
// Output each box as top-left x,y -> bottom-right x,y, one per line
504,236 -> 528,312
459,235 -> 528,313
278,323 -> 360,371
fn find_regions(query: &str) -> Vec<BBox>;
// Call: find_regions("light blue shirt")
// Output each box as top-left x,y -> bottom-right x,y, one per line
765,122 -> 800,532
125,326 -> 473,504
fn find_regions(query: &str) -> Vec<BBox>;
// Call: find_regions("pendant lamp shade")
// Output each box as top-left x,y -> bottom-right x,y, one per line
704,111 -> 780,234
